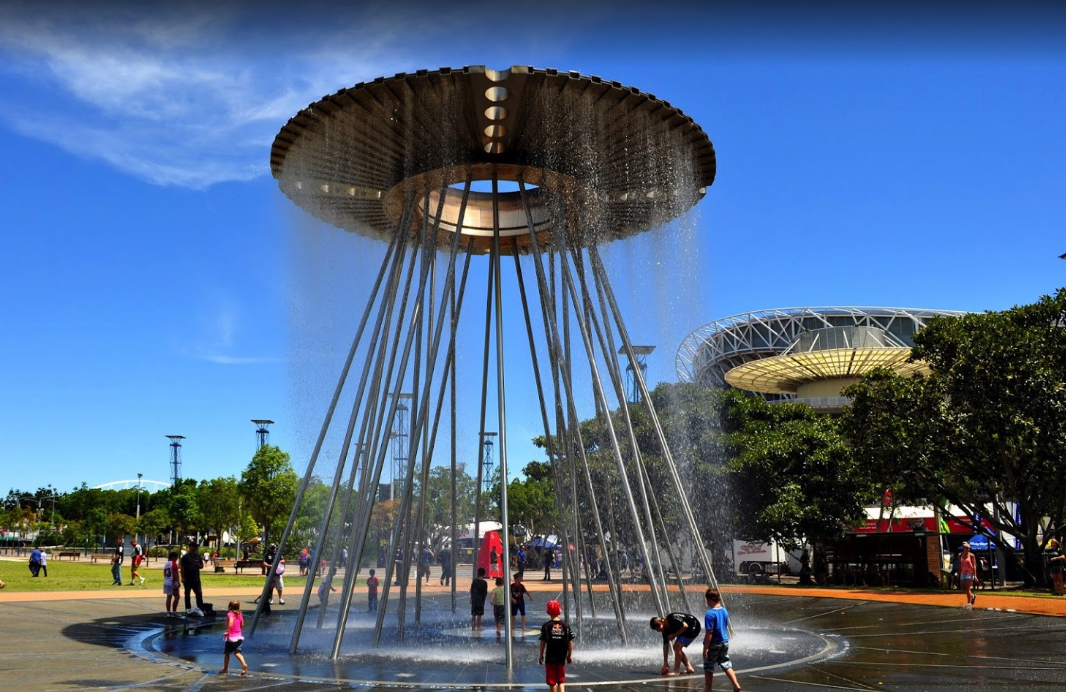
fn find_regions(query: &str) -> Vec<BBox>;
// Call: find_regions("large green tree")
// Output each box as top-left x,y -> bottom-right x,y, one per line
720,388 -> 873,550
197,477 -> 241,553
843,288 -> 1066,584
240,445 -> 298,547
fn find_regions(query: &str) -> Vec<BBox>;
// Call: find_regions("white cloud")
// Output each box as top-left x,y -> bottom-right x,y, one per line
0,1 -> 410,189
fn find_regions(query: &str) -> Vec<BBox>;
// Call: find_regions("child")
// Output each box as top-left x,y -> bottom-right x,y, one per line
367,568 -> 380,612
163,551 -> 182,617
220,600 -> 248,676
702,589 -> 741,692
538,599 -> 574,692
317,572 -> 338,604
470,567 -> 488,630
650,611 -> 701,676
490,577 -> 507,635
510,573 -> 533,631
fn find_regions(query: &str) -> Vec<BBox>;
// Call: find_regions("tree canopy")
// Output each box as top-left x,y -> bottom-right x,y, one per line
843,288 -> 1066,583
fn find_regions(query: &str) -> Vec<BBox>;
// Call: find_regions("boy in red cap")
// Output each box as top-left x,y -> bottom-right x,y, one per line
538,599 -> 574,692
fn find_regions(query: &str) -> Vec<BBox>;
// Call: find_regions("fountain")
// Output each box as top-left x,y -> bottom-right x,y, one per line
248,64 -> 739,683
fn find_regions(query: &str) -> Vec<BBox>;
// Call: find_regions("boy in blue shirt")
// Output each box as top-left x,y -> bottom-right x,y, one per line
702,588 -> 741,692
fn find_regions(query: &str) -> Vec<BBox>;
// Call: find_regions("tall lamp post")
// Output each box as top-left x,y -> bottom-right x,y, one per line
136,473 -> 143,555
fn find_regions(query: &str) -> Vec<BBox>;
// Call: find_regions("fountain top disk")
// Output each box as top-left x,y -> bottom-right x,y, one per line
271,65 -> 716,254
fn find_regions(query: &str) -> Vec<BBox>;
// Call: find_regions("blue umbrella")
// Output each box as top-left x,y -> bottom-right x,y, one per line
967,534 -> 991,550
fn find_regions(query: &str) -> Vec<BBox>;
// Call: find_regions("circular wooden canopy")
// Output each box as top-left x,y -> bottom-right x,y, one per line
270,65 -> 716,254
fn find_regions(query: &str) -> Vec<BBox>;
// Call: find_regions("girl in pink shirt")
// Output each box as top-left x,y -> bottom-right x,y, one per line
220,600 -> 248,675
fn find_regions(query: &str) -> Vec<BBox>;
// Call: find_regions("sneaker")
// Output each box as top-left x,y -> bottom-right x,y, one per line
963,603 -> 972,609
278,599 -> 284,605
268,599 -> 273,605
128,582 -> 136,586
140,577 -> 146,585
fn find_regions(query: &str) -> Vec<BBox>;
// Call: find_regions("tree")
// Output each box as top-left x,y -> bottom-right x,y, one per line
166,479 -> 201,539
137,509 -> 171,548
240,444 -> 298,547
106,513 -> 137,542
843,288 -> 1066,584
197,477 -> 240,553
720,388 -> 873,550
505,461 -> 556,536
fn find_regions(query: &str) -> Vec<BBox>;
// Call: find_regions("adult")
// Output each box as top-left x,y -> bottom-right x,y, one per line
421,546 -> 434,584
262,543 -> 277,576
650,611 -> 701,676
438,547 -> 453,586
1045,538 -> 1065,596
516,545 -> 527,576
489,545 -> 499,578
29,546 -> 43,577
298,547 -> 310,576
542,548 -> 554,582
340,546 -> 349,569
129,538 -> 145,586
958,542 -> 978,609
110,539 -> 124,586
179,540 -> 206,616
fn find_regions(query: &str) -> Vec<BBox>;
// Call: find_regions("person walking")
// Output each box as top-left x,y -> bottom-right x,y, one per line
470,567 -> 488,631
129,538 -> 145,586
29,546 -> 43,577
38,548 -> 48,577
439,547 -> 453,586
421,546 -> 434,584
959,542 -> 978,609
650,611 -> 701,676
219,600 -> 248,676
163,551 -> 182,617
110,539 -> 125,586
517,545 -> 527,576
702,588 -> 742,692
538,599 -> 574,692
542,548 -> 554,581
180,540 -> 206,616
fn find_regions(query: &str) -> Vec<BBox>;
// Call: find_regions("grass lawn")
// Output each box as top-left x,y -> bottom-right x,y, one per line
0,559 -> 312,592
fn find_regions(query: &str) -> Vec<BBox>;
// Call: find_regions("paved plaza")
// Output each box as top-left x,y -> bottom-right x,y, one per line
2,576 -> 1065,692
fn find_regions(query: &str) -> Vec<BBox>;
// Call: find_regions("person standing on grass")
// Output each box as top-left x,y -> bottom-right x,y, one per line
470,567 -> 488,630
702,588 -> 742,692
163,551 -> 182,618
130,538 -> 145,586
29,546 -> 42,577
538,599 -> 574,692
38,548 -> 49,577
110,539 -> 124,585
959,542 -> 978,609
1045,538 -> 1065,596
219,601 -> 248,676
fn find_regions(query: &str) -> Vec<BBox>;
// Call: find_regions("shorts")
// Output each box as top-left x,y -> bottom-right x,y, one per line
164,583 -> 179,596
471,604 -> 485,617
511,600 -> 527,617
132,556 -> 143,567
703,642 -> 733,671
676,634 -> 696,647
224,638 -> 244,654
493,604 -> 506,624
960,574 -> 975,581
545,662 -> 566,686
273,576 -> 285,590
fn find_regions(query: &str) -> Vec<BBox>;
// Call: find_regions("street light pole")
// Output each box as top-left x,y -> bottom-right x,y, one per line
136,473 -> 143,555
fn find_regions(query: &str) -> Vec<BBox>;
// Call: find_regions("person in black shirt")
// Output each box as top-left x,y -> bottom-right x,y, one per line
179,541 -> 205,616
650,611 -> 701,676
538,599 -> 573,692
469,567 -> 488,630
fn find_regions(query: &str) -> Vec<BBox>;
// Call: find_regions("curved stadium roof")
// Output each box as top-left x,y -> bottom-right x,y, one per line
676,307 -> 967,405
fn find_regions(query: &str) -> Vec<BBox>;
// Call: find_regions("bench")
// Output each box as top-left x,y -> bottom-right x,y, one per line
58,551 -> 81,560
233,559 -> 261,574
90,553 -> 113,564
214,559 -> 235,573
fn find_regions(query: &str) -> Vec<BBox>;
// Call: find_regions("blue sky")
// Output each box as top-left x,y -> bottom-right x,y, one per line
2,1 -> 1064,494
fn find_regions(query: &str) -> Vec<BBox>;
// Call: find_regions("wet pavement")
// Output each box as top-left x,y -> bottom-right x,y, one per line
1,582 -> 1065,691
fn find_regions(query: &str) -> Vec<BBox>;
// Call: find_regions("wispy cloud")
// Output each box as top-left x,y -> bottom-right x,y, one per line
0,1 -> 414,188
184,287 -> 281,364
